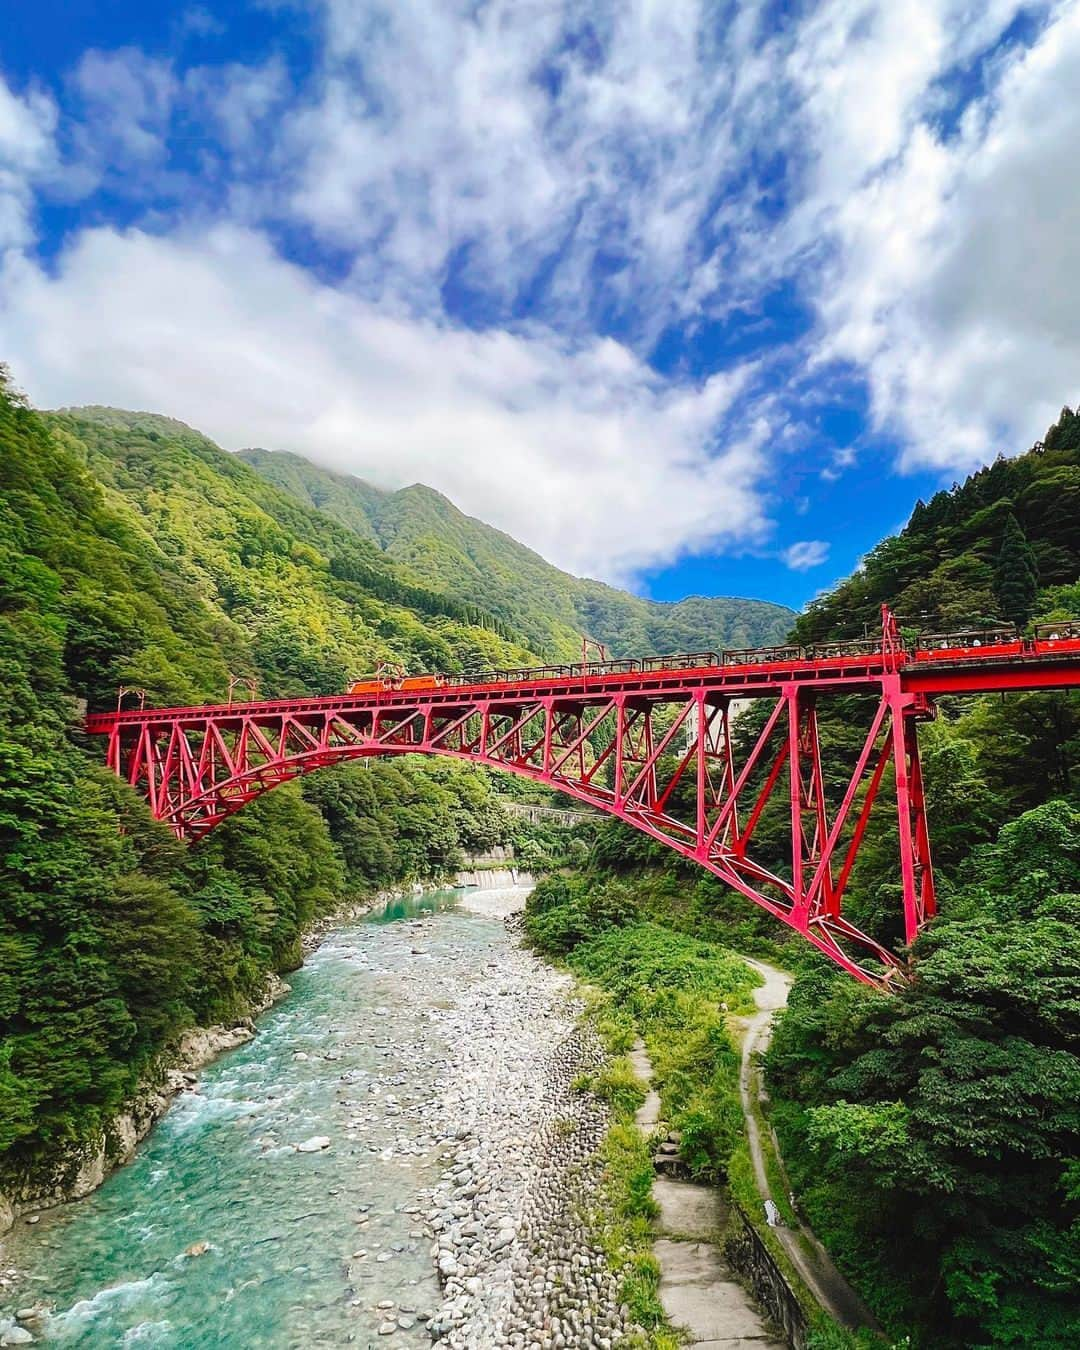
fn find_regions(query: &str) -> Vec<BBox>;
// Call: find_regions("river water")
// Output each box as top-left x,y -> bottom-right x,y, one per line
2,886 -> 529,1348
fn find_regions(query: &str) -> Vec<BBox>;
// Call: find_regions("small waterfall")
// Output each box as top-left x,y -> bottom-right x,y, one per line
454,867 -> 535,889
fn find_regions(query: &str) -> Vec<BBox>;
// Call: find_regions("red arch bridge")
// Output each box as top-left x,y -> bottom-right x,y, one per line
85,611 -> 1080,987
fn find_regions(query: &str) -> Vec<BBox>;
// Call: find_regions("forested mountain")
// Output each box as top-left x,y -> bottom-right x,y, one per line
43,406 -> 539,706
238,448 -> 794,659
0,377 -> 548,1190
762,411 -> 1080,1347
795,405 -> 1080,643
0,380 -> 787,1198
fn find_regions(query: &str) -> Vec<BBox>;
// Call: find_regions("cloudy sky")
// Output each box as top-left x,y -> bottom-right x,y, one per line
1,1 -> 1078,607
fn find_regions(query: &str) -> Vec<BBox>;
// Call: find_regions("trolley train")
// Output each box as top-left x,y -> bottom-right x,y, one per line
345,621 -> 1080,697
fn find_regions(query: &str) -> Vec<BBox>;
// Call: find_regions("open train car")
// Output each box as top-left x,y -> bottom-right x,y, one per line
1031,620 -> 1080,653
910,625 -> 1022,663
912,621 -> 1080,664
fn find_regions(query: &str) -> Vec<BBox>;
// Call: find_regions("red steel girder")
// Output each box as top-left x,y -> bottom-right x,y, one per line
87,644 -> 1080,989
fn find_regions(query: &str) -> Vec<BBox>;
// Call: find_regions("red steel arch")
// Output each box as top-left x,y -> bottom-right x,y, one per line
85,618 -> 1080,987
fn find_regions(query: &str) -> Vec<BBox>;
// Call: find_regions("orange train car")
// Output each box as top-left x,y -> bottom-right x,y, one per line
347,664 -> 446,696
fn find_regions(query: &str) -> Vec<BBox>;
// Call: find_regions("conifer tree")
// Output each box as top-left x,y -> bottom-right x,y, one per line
994,511 -> 1039,626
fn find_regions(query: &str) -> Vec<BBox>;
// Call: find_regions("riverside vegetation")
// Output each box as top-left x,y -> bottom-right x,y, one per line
523,878 -> 775,1345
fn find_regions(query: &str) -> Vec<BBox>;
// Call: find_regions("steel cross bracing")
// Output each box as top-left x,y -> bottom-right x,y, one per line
85,635 -> 1080,987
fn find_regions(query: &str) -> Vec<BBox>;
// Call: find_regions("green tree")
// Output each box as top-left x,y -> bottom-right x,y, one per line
994,512 -> 1040,627
768,807 -> 1080,1347
0,370 -> 538,1183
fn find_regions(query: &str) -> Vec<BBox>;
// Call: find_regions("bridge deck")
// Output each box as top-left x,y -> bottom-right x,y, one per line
85,647 -> 1080,733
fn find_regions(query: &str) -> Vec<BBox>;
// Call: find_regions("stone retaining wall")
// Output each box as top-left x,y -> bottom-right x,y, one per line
723,1202 -> 809,1349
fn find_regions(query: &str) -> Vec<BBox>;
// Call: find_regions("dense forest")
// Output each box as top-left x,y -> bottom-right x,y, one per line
239,447 -> 795,659
767,409 -> 1080,1347
525,408 -> 1080,1348
0,374 -> 560,1191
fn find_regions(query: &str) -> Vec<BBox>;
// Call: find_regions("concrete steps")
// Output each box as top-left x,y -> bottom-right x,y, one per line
630,1040 -> 786,1350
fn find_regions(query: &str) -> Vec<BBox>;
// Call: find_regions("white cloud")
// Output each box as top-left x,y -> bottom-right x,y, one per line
0,76 -> 57,252
183,58 -> 289,154
178,6 -> 226,40
814,2 -> 1080,471
782,540 -> 830,571
0,224 -> 773,582
69,48 -> 177,178
787,0 -> 1030,202
2,0 -> 1077,587
269,0 -> 769,329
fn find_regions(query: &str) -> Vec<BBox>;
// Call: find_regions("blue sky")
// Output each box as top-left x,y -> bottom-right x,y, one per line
1,1 -> 1078,612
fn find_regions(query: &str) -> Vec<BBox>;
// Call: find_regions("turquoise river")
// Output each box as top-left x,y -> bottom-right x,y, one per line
1,886 -> 524,1348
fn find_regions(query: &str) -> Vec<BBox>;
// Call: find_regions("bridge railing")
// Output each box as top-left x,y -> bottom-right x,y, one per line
640,651 -> 719,671
723,1201 -> 809,1349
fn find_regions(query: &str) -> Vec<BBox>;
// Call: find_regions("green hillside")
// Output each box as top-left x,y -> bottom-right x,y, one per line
766,411 -> 1080,1347
45,407 -> 537,707
0,377 -> 555,1184
238,448 -> 794,659
794,405 -> 1080,643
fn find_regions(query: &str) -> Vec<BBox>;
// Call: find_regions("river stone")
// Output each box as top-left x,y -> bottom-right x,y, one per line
295,1135 -> 331,1153
1,1329 -> 33,1346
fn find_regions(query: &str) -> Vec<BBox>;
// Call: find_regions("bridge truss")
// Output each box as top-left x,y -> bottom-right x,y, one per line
85,620 -> 1080,986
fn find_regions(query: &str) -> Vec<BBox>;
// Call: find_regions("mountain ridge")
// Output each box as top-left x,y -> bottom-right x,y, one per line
236,445 -> 795,659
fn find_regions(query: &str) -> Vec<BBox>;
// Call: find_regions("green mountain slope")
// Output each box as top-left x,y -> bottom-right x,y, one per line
794,405 -> 1080,644
45,407 -> 537,706
0,379 -> 550,1186
238,448 -> 795,659
764,419 -> 1080,1346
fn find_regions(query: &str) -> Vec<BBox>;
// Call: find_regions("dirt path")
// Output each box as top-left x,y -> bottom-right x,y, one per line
631,1040 -> 785,1349
737,956 -> 880,1335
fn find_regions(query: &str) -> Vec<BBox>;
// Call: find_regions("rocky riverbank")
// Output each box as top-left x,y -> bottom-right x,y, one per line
421,913 -> 632,1348
0,972 -> 291,1242
2,885 -> 637,1347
